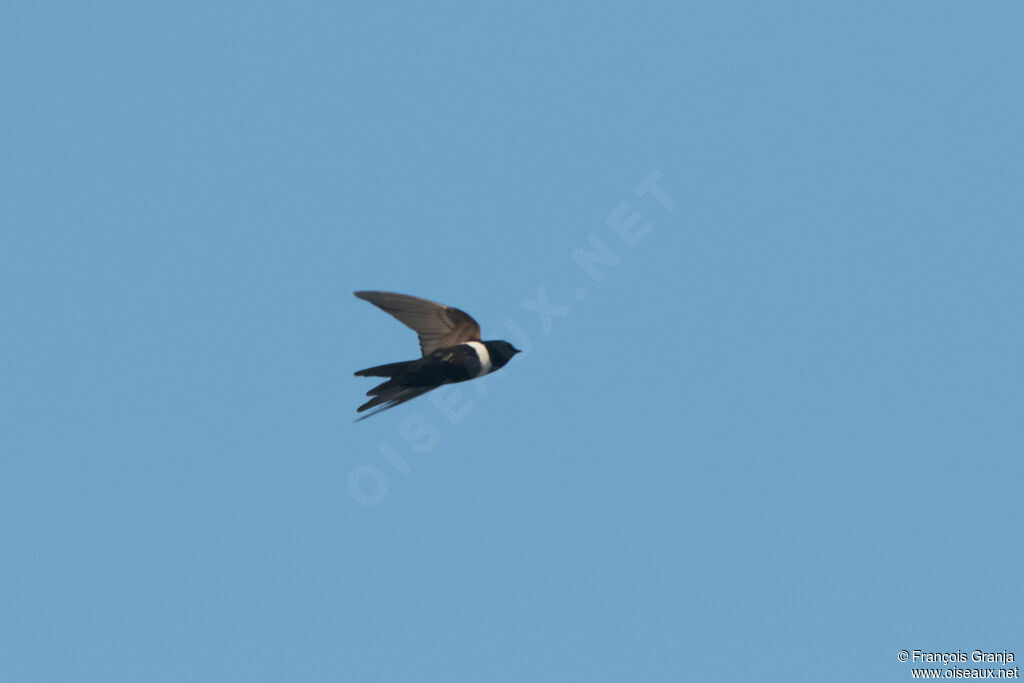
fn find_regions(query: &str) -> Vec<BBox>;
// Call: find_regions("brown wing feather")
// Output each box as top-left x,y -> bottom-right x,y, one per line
354,291 -> 481,356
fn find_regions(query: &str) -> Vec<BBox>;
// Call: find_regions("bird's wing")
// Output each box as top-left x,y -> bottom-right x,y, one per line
354,291 -> 482,356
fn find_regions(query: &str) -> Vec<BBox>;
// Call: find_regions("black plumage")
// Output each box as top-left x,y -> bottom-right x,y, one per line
353,291 -> 521,420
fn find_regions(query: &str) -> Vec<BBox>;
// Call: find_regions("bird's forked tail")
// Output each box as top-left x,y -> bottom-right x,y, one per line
354,360 -> 414,378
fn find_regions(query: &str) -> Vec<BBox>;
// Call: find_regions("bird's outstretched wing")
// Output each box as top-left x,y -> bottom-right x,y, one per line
354,291 -> 481,356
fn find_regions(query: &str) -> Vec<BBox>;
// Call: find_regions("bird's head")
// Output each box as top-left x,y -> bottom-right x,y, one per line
487,340 -> 522,366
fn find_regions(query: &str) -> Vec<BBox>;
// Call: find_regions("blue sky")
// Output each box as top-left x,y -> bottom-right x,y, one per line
3,2 -> 1022,681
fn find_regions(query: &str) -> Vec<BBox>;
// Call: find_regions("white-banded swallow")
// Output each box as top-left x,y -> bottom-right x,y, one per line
353,291 -> 521,420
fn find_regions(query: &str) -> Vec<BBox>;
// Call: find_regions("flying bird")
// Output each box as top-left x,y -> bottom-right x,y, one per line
353,291 -> 521,420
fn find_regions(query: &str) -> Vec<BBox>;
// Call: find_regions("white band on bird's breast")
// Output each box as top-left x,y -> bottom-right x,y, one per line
464,341 -> 491,378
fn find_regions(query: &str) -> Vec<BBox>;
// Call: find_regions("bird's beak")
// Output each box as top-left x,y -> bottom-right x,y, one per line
512,347 -> 522,354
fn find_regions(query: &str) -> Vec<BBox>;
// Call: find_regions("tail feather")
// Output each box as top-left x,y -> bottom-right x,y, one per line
356,384 -> 433,420
354,360 -> 414,378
